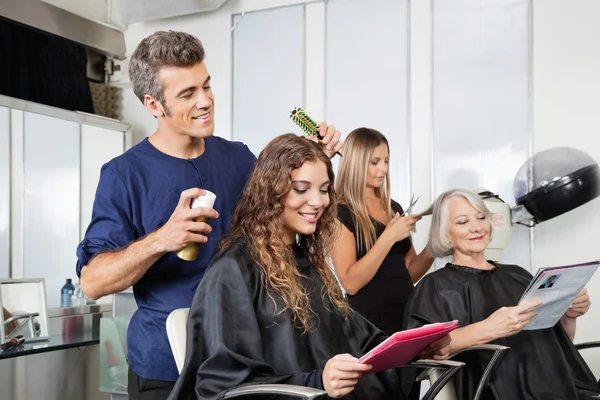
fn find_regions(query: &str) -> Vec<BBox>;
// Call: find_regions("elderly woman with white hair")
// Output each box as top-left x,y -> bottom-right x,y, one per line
403,189 -> 600,400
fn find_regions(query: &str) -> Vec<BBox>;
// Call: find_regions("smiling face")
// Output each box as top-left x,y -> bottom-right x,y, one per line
446,196 -> 492,257
147,62 -> 215,138
282,160 -> 331,244
366,143 -> 389,189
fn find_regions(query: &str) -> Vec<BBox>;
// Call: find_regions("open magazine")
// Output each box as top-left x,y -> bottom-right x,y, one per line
518,260 -> 599,330
357,320 -> 459,374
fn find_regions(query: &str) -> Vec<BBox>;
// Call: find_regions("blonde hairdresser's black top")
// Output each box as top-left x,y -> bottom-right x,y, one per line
337,201 -> 413,335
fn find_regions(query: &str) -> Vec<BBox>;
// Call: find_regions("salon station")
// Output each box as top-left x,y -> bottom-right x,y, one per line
1,1 -> 600,400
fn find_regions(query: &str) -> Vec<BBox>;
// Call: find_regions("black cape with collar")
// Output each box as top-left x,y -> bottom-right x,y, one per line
167,241 -> 406,400
403,262 -> 600,400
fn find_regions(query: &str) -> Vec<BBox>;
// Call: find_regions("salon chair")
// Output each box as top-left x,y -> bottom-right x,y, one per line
576,341 -> 600,364
425,341 -> 600,400
166,308 -> 465,400
576,341 -> 600,399
417,344 -> 510,400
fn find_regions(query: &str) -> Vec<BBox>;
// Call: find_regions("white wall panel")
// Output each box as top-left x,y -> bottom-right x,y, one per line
23,113 -> 80,307
432,0 -> 531,270
232,5 -> 305,156
0,107 -> 9,278
326,0 -> 410,203
9,110 -> 24,280
81,125 -> 124,240
304,2 -> 325,122
532,0 -> 600,350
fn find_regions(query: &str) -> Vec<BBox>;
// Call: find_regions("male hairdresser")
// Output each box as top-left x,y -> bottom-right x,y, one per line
75,31 -> 342,400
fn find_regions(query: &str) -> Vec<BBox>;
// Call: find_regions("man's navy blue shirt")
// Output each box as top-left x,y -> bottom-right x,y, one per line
76,136 -> 256,381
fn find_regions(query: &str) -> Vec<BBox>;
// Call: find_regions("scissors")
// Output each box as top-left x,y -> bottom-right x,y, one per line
402,193 -> 420,216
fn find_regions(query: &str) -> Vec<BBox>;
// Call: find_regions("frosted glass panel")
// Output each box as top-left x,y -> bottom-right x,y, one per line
0,107 -> 8,278
232,5 -> 305,156
81,125 -> 124,240
432,0 -> 531,270
23,113 -> 80,307
326,0 -> 409,203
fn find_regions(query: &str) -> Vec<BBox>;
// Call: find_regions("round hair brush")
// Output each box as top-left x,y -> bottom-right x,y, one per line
289,107 -> 343,157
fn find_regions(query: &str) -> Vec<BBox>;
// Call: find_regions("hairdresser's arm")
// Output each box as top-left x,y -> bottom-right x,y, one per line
404,245 -> 434,283
332,223 -> 399,295
80,189 -> 218,300
81,234 -> 164,299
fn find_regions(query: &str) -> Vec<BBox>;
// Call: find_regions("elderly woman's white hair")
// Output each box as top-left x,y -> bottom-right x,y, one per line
426,189 -> 493,258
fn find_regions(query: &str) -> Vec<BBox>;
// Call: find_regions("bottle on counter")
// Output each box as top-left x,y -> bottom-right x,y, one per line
71,283 -> 81,307
71,283 -> 88,307
60,278 -> 75,308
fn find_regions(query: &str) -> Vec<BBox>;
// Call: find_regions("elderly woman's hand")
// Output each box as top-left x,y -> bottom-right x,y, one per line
564,288 -> 591,319
483,299 -> 541,340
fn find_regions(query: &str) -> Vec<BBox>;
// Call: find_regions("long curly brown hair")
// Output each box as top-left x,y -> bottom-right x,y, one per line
220,134 -> 350,333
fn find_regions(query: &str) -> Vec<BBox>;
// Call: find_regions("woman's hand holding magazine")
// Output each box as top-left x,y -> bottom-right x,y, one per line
563,288 -> 591,319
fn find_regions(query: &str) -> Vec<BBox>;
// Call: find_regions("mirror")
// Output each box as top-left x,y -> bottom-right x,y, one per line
0,279 -> 49,343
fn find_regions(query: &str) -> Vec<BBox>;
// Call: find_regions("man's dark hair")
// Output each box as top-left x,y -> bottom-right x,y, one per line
128,30 -> 206,104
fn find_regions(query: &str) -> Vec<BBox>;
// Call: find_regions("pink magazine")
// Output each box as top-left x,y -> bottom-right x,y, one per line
358,320 -> 459,374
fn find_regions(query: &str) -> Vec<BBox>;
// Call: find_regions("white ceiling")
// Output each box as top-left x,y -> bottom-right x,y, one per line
41,0 -> 230,27
113,0 -> 229,25
41,0 -> 111,25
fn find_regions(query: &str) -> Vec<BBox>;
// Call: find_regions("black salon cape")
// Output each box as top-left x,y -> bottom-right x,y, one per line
167,241 -> 405,400
403,262 -> 600,400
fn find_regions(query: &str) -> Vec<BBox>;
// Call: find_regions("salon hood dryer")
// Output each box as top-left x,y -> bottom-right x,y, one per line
512,147 -> 600,225
475,147 -> 600,261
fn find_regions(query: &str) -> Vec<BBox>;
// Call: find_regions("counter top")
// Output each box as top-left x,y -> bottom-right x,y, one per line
0,331 -> 99,360
47,303 -> 112,318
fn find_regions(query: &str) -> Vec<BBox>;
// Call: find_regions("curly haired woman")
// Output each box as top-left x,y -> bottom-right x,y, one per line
167,134 -> 450,400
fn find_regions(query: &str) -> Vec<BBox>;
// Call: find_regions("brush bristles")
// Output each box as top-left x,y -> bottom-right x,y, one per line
290,107 -> 319,136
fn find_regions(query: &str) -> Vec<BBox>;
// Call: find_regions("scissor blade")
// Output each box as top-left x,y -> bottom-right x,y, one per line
404,194 -> 420,215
